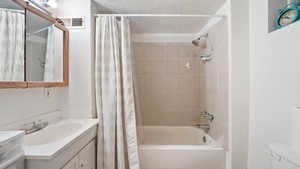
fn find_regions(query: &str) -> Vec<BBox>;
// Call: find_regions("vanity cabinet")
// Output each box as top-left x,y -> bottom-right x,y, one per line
25,121 -> 98,169
61,140 -> 96,169
78,140 -> 96,169
61,156 -> 78,169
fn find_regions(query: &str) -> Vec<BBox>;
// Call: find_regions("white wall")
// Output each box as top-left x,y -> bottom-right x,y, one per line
248,0 -> 300,168
56,0 -> 94,118
230,0 -> 250,169
0,88 -> 64,129
0,0 -> 94,130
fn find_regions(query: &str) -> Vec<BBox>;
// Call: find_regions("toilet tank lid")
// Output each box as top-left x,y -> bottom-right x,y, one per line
269,143 -> 300,167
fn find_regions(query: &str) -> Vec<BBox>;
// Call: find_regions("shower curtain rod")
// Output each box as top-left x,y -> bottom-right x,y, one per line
95,14 -> 225,18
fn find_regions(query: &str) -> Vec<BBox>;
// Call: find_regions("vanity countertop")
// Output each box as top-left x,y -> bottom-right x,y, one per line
0,131 -> 24,169
24,119 -> 98,160
0,131 -> 24,145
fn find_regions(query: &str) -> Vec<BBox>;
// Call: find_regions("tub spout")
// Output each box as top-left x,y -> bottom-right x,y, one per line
193,123 -> 210,133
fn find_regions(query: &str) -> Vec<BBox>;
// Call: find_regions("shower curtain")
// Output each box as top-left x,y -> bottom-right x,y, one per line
95,16 -> 140,169
0,10 -> 25,81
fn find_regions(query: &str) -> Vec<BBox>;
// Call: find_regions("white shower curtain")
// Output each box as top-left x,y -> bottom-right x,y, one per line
95,16 -> 140,169
0,10 -> 25,81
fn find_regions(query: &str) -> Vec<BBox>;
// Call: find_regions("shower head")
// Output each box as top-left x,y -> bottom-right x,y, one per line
192,34 -> 208,47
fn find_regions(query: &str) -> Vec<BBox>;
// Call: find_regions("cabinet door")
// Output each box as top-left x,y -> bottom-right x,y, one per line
78,140 -> 96,169
61,156 -> 79,169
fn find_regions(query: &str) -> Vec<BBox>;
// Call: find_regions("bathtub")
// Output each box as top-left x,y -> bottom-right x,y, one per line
139,126 -> 225,169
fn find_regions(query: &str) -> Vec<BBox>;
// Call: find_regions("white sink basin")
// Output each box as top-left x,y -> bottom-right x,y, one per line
24,123 -> 82,146
24,119 -> 98,160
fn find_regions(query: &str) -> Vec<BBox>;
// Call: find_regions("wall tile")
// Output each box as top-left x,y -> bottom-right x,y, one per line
134,42 -> 204,126
133,33 -> 229,144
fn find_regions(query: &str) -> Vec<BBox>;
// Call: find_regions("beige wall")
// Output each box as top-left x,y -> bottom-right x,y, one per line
133,42 -> 205,126
133,23 -> 228,145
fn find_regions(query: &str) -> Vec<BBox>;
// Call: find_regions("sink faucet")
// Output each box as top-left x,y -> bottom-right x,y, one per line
22,120 -> 49,135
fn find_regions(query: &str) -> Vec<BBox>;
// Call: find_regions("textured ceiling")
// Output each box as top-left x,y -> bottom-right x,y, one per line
130,16 -> 210,34
94,0 -> 226,34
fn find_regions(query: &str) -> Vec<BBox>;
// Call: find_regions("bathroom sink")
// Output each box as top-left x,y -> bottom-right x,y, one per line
24,119 -> 98,160
24,123 -> 82,146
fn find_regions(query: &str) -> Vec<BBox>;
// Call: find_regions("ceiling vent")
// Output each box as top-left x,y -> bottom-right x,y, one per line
60,17 -> 85,29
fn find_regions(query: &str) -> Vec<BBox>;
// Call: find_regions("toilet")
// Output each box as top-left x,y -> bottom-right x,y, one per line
269,143 -> 300,169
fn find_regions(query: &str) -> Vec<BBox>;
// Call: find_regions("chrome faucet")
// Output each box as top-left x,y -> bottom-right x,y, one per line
193,123 -> 210,133
22,120 -> 49,135
193,111 -> 215,133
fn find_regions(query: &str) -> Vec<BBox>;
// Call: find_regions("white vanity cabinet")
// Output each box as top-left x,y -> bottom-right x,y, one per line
78,140 -> 96,169
61,140 -> 95,169
24,119 -> 98,169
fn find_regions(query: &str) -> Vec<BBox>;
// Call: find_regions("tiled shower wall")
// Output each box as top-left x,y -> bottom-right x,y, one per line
202,19 -> 229,145
133,20 -> 228,146
133,43 -> 205,126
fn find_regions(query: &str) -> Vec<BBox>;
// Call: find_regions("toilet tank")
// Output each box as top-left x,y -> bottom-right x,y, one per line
269,143 -> 300,169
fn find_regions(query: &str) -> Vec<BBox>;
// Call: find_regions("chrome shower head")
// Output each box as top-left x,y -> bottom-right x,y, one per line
192,38 -> 201,46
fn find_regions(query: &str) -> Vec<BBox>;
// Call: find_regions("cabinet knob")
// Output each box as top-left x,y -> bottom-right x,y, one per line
80,163 -> 84,168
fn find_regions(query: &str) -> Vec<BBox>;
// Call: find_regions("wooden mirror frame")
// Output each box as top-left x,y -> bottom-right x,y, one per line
26,1 -> 69,88
0,0 -> 27,88
0,0 -> 69,89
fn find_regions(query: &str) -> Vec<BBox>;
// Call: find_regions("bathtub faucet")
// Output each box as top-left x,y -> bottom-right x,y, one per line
193,111 -> 214,133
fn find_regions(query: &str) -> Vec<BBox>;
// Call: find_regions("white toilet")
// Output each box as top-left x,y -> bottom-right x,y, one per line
269,143 -> 300,169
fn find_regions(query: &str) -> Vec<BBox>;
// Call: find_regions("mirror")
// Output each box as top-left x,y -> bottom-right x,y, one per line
0,0 -> 25,82
26,10 -> 64,83
0,1 -> 69,88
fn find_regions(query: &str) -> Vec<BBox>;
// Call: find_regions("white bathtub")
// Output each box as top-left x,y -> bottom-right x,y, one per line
139,126 -> 225,169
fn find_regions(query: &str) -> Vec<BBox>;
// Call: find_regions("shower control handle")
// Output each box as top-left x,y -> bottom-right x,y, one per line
200,111 -> 214,122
